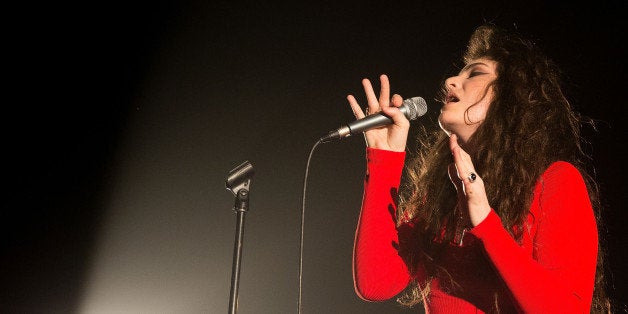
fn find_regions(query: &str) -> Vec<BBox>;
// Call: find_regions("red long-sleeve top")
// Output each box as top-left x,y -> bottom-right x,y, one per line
353,148 -> 598,313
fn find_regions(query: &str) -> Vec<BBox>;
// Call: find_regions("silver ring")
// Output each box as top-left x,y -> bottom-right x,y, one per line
467,172 -> 477,183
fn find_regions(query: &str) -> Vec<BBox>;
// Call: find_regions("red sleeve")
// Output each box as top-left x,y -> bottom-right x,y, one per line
353,148 -> 411,301
469,161 -> 598,313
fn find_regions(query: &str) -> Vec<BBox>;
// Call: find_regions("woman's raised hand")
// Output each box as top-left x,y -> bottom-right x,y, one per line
448,133 -> 491,227
347,74 -> 410,152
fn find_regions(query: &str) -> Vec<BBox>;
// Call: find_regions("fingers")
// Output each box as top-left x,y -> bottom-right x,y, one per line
449,133 -> 491,226
381,93 -> 408,123
348,74 -> 406,124
377,74 -> 391,108
449,134 -> 476,184
447,163 -> 464,194
390,94 -> 404,107
349,74 -> 398,118
347,95 -> 365,119
345,74 -> 410,151
361,76 -> 385,115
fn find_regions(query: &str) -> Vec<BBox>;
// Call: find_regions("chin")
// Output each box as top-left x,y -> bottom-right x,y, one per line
437,117 -> 452,136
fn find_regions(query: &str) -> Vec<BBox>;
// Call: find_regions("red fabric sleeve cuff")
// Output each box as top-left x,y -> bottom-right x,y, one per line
468,209 -> 501,239
365,147 -> 406,180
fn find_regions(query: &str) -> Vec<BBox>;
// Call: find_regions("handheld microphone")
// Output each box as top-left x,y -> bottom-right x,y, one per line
320,96 -> 427,142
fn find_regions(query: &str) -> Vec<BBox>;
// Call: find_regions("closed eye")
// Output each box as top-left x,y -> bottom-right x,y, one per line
469,71 -> 485,78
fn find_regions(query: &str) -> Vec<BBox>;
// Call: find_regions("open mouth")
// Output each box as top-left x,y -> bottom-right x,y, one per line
446,93 -> 460,103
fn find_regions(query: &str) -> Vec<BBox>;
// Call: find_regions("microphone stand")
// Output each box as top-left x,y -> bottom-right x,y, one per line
225,161 -> 254,314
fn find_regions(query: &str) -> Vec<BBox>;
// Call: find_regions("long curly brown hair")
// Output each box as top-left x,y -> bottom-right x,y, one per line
397,24 -> 611,313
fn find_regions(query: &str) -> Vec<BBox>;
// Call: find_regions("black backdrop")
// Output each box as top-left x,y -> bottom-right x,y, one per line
2,1 -> 626,313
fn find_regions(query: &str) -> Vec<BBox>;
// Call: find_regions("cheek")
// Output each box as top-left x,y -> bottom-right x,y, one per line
438,109 -> 454,125
466,99 -> 490,123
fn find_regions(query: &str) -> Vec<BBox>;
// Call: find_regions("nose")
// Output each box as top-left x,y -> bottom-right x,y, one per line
445,75 -> 460,90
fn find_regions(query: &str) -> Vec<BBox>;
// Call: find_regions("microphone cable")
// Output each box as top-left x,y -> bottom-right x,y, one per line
295,97 -> 425,312
297,137 -> 325,314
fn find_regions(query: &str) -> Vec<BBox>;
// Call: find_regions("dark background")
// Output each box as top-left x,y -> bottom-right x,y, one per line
2,1 -> 626,313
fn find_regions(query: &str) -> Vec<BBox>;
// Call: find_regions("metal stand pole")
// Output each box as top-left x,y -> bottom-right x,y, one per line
225,161 -> 254,314
228,189 -> 249,314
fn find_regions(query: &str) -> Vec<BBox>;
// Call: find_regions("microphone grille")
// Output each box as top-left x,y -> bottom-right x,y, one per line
403,97 -> 428,120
